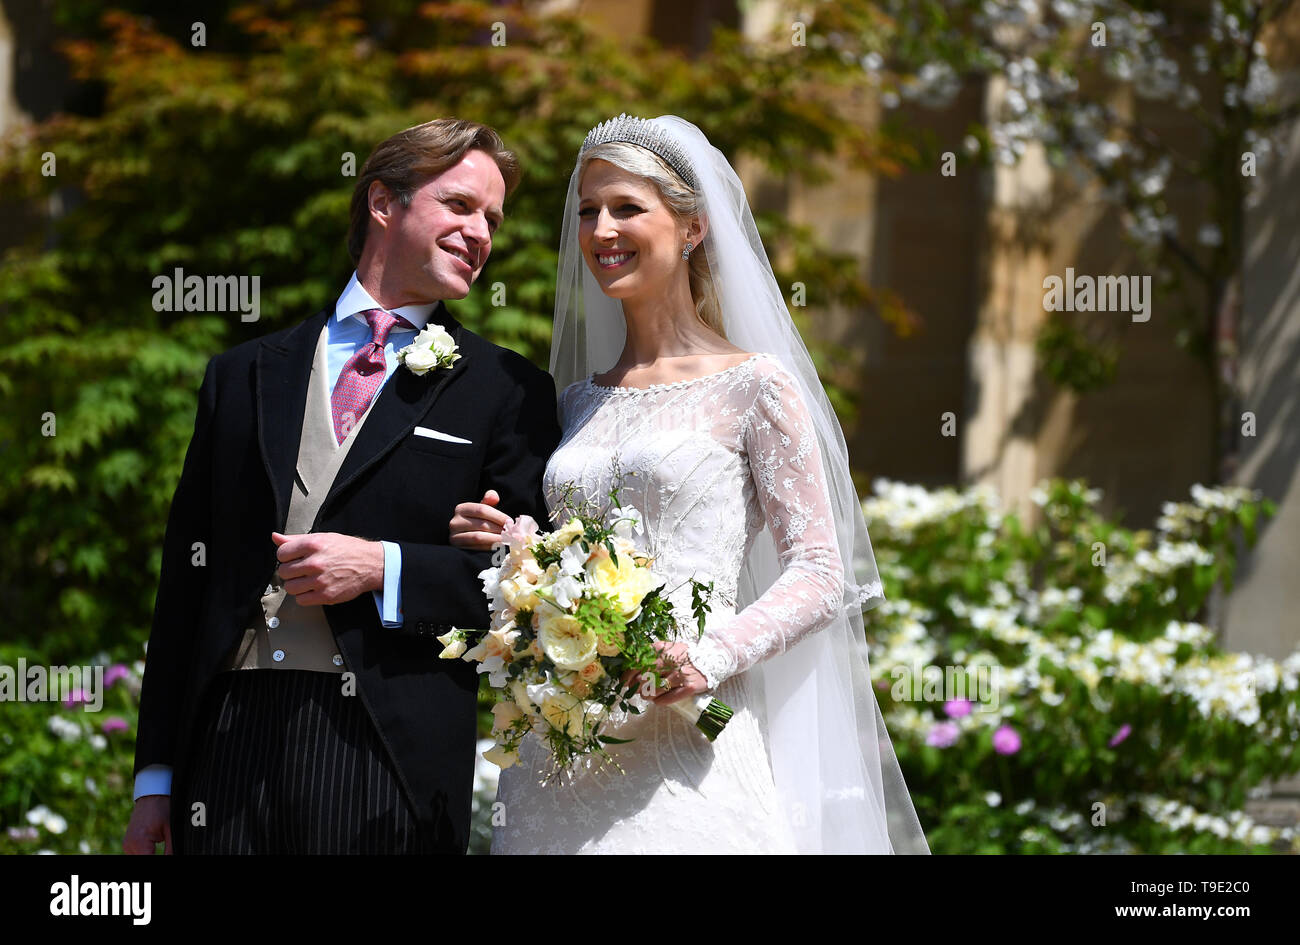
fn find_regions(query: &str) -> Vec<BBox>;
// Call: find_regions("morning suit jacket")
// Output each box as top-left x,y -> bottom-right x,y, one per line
133,301 -> 561,852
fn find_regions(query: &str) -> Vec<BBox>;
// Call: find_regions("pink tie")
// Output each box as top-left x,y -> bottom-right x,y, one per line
331,308 -> 415,443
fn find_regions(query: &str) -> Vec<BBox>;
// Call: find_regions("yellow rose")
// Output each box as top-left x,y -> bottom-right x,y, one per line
541,691 -> 588,738
587,554 -> 658,618
537,610 -> 598,671
596,631 -> 624,657
579,661 -> 605,683
545,518 -> 585,551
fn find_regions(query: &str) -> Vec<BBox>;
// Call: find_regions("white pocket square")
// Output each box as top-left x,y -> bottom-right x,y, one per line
413,425 -> 471,445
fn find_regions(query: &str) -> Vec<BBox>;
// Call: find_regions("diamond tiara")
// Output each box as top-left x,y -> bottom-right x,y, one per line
579,113 -> 698,189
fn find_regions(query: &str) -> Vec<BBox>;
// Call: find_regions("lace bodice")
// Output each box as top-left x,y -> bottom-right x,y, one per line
543,353 -> 845,691
493,353 -> 849,853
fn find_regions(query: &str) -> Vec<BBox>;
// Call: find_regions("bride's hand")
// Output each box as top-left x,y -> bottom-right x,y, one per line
629,640 -> 708,706
448,489 -> 511,550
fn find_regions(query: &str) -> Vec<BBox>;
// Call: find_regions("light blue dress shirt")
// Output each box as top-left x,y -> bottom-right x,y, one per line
133,273 -> 442,801
330,271 -> 440,630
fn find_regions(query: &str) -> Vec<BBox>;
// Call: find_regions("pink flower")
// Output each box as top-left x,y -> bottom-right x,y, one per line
944,698 -> 972,718
101,717 -> 129,735
104,664 -> 130,687
992,725 -> 1021,755
926,721 -> 960,748
62,689 -> 88,708
502,514 -> 539,550
1108,723 -> 1132,747
7,826 -> 39,843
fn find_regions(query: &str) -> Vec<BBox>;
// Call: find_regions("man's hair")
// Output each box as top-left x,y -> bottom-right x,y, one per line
347,118 -> 521,264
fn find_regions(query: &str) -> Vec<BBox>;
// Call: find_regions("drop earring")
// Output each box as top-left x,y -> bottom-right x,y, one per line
682,241 -> 693,260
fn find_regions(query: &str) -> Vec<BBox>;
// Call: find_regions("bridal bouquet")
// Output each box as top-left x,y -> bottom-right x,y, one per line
437,482 -> 732,778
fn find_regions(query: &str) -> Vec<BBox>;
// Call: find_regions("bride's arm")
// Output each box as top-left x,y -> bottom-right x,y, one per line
684,360 -> 846,690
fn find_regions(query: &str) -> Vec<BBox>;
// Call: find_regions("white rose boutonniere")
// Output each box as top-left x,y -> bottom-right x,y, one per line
398,323 -> 461,376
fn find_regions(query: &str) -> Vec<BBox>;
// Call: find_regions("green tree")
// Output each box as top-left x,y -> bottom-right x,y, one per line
0,0 -> 911,661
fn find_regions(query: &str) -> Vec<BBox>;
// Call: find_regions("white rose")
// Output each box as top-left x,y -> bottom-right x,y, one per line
401,345 -> 440,375
416,324 -> 454,353
537,610 -> 598,671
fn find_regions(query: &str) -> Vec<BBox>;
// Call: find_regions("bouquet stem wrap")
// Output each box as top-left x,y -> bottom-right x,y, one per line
668,694 -> 733,742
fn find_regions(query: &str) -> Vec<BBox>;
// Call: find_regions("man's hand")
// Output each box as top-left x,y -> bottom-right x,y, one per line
272,531 -> 385,606
449,489 -> 511,550
123,795 -> 172,855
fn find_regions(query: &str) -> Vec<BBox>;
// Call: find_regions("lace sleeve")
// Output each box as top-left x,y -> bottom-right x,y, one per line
685,360 -> 846,690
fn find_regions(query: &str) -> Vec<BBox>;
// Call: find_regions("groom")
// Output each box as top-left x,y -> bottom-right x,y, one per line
123,119 -> 559,854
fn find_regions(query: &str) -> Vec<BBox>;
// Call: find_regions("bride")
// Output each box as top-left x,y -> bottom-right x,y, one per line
449,114 -> 929,854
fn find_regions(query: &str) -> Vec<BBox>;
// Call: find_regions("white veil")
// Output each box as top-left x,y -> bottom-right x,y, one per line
550,115 -> 930,854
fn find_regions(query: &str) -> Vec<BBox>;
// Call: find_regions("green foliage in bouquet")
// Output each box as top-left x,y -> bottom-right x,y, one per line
862,477 -> 1295,854
450,478 -> 716,779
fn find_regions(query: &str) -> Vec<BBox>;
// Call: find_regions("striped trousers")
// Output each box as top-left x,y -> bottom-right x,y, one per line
175,668 -> 438,854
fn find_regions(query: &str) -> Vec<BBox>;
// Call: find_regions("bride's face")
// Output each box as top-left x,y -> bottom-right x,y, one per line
577,160 -> 687,301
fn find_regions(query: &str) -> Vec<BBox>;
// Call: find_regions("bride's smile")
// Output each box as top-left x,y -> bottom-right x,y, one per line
593,249 -> 635,268
576,159 -> 696,305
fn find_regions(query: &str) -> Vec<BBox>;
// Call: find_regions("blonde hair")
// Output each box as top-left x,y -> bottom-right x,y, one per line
348,119 -> 520,264
578,142 -> 724,338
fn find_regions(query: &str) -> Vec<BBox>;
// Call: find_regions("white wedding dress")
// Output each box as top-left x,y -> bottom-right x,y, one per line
491,352 -> 852,854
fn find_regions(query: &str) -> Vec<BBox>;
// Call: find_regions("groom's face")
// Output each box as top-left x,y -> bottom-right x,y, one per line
377,149 -> 506,301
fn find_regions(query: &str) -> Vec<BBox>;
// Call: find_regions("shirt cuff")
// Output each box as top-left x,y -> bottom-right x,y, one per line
372,540 -> 403,627
133,765 -> 173,800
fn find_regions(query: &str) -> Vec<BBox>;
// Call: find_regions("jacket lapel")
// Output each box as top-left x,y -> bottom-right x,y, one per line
317,304 -> 469,523
256,307 -> 332,532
